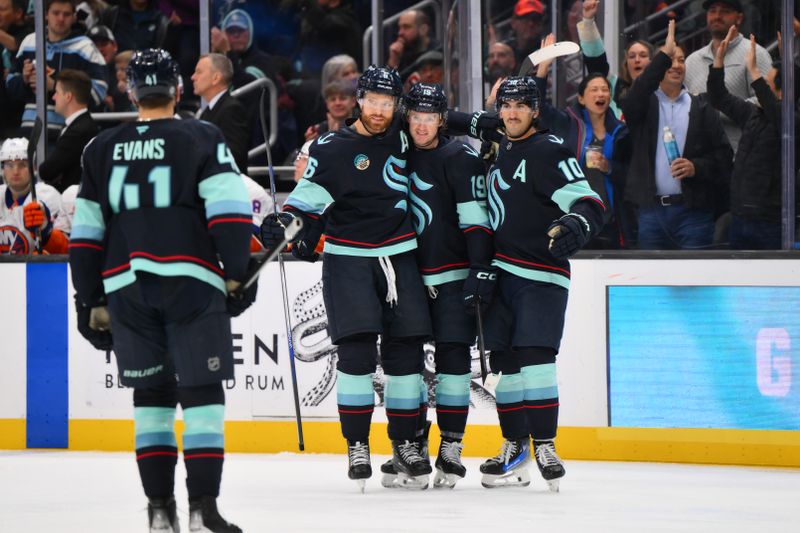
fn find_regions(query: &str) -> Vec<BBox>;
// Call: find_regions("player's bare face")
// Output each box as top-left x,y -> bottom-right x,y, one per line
2,160 -> 30,193
359,94 -> 395,134
499,100 -> 535,139
407,111 -> 441,149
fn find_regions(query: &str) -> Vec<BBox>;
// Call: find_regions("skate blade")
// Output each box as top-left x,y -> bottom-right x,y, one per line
391,472 -> 429,490
381,472 -> 401,489
355,479 -> 366,494
432,469 -> 462,489
480,467 -> 531,489
546,478 -> 560,492
150,510 -> 178,533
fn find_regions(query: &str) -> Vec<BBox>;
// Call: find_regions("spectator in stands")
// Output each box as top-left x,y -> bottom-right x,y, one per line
406,49 -> 443,87
112,49 -> 134,111
684,0 -> 772,151
534,33 -> 632,249
304,78 -> 356,140
193,53 -> 250,175
0,137 -> 69,254
386,8 -> 440,81
708,29 -> 788,249
621,21 -> 733,250
86,24 -> 119,110
321,53 -> 359,89
99,0 -> 169,53
294,0 -> 361,75
486,42 -> 517,87
6,0 -> 107,117
39,69 -> 99,192
578,0 -> 653,117
160,0 -> 200,102
507,0 -> 546,67
0,0 -> 31,136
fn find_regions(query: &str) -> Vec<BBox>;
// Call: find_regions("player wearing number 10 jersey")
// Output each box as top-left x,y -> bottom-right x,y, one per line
69,49 -> 250,533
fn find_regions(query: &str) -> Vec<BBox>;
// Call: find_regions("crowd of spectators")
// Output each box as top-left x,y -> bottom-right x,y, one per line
0,0 -> 796,252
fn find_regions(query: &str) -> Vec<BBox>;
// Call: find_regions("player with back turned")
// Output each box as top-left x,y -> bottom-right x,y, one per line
462,76 -> 605,491
69,48 -> 256,532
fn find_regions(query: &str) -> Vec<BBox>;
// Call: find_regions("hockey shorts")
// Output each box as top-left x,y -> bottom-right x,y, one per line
428,279 -> 476,345
107,273 -> 234,388
321,251 -> 432,344
483,272 -> 568,352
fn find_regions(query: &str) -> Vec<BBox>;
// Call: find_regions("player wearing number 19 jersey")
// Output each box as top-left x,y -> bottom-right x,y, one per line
471,76 -> 605,492
70,49 -> 249,533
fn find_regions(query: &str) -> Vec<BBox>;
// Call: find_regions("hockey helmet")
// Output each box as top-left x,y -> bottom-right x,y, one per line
495,76 -> 540,113
403,83 -> 447,115
356,65 -> 403,100
126,48 -> 180,102
0,138 -> 28,162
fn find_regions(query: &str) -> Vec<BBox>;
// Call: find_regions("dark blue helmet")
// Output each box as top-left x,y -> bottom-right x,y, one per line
402,83 -> 447,115
126,48 -> 180,102
495,76 -> 540,113
357,65 -> 403,99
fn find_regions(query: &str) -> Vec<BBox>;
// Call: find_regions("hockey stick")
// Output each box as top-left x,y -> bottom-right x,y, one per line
475,297 -> 489,384
517,41 -> 581,76
259,87 -> 305,451
26,117 -> 43,254
237,217 -> 303,292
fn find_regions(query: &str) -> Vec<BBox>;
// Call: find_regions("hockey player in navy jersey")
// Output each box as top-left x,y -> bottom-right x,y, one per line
70,49 -> 253,532
463,77 -> 605,491
378,83 -> 494,490
261,66 -> 433,491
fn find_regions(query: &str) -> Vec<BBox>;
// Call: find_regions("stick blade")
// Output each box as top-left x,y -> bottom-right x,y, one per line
526,41 -> 581,68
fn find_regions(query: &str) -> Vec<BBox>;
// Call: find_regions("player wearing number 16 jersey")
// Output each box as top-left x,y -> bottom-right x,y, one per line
70,49 -> 251,532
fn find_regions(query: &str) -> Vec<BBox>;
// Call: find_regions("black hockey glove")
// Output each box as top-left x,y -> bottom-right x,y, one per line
469,111 -> 504,142
226,259 -> 259,317
547,213 -> 591,259
291,239 -> 320,263
463,267 -> 497,315
74,295 -> 113,351
260,212 -> 297,252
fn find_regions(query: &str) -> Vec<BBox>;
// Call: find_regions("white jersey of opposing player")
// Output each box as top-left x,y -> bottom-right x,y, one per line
0,183 -> 64,254
58,184 -> 79,235
242,175 -> 273,227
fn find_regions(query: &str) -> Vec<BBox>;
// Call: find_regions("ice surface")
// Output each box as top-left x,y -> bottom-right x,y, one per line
1,450 -> 798,532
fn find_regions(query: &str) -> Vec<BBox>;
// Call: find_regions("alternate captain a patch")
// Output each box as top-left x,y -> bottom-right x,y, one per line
354,154 -> 370,171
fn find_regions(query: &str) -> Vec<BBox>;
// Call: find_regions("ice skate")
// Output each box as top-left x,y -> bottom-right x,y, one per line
534,439 -> 566,492
347,440 -> 372,493
433,439 -> 466,489
480,438 -> 532,488
148,496 -> 179,533
188,496 -> 241,533
389,439 -> 433,490
381,422 -> 431,489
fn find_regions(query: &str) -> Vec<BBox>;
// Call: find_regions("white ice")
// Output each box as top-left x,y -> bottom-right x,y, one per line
1,450 -> 798,532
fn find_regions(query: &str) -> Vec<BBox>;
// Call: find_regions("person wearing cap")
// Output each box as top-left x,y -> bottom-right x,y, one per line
87,24 -> 120,110
508,0 -> 546,67
407,50 -> 444,87
684,0 -> 772,152
98,0 -> 169,53
386,8 -> 441,82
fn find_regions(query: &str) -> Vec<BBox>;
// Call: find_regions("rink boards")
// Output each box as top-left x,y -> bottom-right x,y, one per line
1,257 -> 799,467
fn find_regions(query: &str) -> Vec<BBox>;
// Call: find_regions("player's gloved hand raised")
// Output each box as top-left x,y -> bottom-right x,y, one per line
547,213 -> 591,259
23,201 -> 49,231
469,111 -> 504,141
225,258 -> 259,317
463,267 -> 497,315
74,295 -> 114,351
260,212 -> 297,252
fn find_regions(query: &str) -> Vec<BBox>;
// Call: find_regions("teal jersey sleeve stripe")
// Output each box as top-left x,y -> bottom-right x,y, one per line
551,181 -> 601,214
199,171 -> 249,205
73,198 -> 106,233
286,179 -> 335,215
456,201 -> 491,228
205,200 -> 252,218
70,224 -> 105,241
493,259 -> 570,289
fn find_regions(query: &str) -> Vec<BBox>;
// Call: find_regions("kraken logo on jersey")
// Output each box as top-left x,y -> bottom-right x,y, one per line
408,172 -> 433,234
381,155 -> 411,213
487,168 -> 511,230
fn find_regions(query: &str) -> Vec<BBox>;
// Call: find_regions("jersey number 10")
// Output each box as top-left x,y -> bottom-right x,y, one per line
108,165 -> 171,213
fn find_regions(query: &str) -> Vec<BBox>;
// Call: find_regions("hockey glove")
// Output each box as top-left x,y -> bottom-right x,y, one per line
469,111 -> 504,142
291,239 -> 320,263
260,212 -> 297,252
75,295 -> 113,351
463,267 -> 497,315
225,259 -> 259,317
547,213 -> 591,259
23,201 -> 48,231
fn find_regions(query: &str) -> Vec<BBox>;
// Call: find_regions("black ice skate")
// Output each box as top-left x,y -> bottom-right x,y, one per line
347,440 -> 372,493
534,439 -> 566,492
389,439 -> 433,490
381,422 -> 431,489
433,439 -> 466,489
148,496 -> 179,533
480,438 -> 532,488
188,496 -> 242,533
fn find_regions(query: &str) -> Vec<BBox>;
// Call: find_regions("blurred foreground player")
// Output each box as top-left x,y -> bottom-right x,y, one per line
466,77 -> 605,491
69,49 -> 255,532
